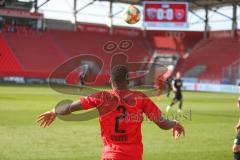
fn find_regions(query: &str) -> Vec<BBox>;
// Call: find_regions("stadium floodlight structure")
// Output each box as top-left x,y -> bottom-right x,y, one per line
33,0 -> 240,37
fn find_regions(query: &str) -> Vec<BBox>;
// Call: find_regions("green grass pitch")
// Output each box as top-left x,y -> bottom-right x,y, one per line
0,84 -> 239,160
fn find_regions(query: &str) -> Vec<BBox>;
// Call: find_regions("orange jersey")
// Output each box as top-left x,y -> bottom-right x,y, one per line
80,89 -> 162,160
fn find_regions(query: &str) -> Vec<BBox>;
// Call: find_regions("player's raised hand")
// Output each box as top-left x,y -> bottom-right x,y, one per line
37,110 -> 56,128
173,123 -> 185,139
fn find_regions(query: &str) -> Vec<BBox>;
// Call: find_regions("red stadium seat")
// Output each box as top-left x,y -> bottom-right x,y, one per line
0,33 -> 22,72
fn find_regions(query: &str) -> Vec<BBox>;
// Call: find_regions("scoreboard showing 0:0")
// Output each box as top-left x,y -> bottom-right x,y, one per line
157,8 -> 174,20
143,1 -> 188,29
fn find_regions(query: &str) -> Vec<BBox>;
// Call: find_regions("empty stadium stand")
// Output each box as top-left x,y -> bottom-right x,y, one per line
1,23 -> 240,84
0,25 -> 151,84
180,37 -> 240,83
3,31 -> 65,72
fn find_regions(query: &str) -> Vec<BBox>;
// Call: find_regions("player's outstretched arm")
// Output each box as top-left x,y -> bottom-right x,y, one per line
142,93 -> 184,139
153,116 -> 176,130
153,117 -> 185,139
37,100 -> 83,128
171,81 -> 177,92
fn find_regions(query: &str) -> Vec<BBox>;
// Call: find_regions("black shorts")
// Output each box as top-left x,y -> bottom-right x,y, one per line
166,84 -> 171,90
174,92 -> 182,101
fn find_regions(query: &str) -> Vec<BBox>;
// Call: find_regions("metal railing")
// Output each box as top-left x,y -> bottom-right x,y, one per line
223,58 -> 240,84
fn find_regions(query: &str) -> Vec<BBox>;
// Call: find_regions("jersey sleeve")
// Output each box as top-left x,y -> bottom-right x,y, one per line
80,92 -> 103,110
142,95 -> 162,121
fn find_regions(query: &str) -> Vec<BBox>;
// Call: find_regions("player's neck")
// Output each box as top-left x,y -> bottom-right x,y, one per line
112,81 -> 128,90
113,87 -> 128,90
112,85 -> 128,90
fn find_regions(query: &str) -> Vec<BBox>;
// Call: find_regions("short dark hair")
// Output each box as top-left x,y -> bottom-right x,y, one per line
111,65 -> 128,83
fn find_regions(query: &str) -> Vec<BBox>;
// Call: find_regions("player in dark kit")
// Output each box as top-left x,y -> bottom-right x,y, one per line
79,73 -> 85,86
37,65 -> 185,160
166,72 -> 183,113
165,76 -> 173,98
233,97 -> 240,160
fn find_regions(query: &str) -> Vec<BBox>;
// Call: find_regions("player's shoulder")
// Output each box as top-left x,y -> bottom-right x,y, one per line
96,89 -> 148,99
128,90 -> 148,98
93,90 -> 113,97
87,90 -> 111,98
87,90 -> 118,102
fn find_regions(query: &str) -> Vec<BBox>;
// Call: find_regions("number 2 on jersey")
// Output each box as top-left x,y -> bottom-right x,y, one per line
115,105 -> 127,133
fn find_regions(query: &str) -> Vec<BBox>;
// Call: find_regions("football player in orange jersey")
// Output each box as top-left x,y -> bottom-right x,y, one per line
37,65 -> 185,160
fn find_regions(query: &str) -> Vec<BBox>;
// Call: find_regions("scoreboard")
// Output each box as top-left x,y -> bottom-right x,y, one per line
143,1 -> 188,29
